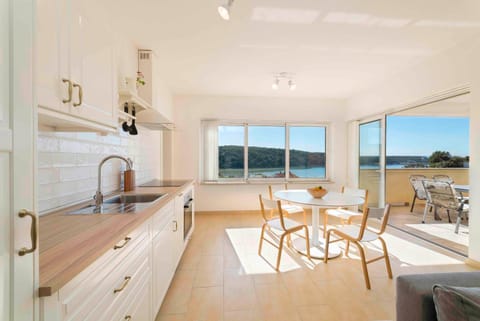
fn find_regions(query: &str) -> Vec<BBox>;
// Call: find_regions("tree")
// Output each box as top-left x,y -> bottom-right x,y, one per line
428,151 -> 451,164
428,150 -> 466,168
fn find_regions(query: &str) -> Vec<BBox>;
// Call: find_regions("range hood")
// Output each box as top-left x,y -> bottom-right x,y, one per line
136,108 -> 174,130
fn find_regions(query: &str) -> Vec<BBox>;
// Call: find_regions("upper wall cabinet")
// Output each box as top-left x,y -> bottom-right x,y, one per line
37,0 -> 117,131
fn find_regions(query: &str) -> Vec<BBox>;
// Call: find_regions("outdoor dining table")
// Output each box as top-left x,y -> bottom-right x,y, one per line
454,185 -> 469,193
274,189 -> 365,259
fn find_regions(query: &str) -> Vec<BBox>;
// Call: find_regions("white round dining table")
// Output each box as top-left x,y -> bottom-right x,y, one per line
274,189 -> 365,259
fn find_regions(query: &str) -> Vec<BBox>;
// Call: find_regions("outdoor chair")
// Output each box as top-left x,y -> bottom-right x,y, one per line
258,195 -> 311,270
422,180 -> 469,234
432,174 -> 454,184
409,174 -> 428,212
324,204 -> 393,289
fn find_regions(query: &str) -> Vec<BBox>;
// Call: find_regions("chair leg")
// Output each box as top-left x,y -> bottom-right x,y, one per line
455,211 -> 463,234
303,226 -> 311,259
422,203 -> 429,223
356,242 -> 371,290
410,195 -> 416,212
446,210 -> 452,223
345,240 -> 350,256
378,237 -> 393,279
303,209 -> 307,225
323,231 -> 331,263
323,212 -> 328,238
276,234 -> 286,271
258,224 -> 266,255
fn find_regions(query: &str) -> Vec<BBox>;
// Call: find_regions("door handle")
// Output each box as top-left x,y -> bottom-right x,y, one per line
173,220 -> 178,232
73,83 -> 83,107
18,209 -> 37,256
62,78 -> 73,103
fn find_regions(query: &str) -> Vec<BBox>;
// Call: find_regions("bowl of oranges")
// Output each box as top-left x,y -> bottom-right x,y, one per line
307,186 -> 328,198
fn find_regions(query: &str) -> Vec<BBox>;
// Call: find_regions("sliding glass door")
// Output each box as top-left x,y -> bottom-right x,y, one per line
359,118 -> 385,207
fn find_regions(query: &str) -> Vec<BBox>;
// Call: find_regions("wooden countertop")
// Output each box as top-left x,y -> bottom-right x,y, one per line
39,181 -> 194,297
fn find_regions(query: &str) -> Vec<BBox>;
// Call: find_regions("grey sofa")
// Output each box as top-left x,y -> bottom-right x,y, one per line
396,271 -> 480,321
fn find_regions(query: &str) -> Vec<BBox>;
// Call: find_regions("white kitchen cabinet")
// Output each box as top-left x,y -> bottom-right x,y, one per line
36,0 -> 117,130
152,202 -> 175,315
40,184 -> 194,321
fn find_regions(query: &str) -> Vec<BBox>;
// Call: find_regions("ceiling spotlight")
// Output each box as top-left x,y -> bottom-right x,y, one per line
288,79 -> 296,91
218,0 -> 234,20
272,78 -> 280,90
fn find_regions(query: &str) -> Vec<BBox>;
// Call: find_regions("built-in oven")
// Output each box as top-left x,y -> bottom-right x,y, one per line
183,192 -> 193,240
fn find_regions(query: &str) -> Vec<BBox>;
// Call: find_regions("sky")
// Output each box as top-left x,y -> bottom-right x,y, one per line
386,116 -> 469,157
218,125 -> 326,152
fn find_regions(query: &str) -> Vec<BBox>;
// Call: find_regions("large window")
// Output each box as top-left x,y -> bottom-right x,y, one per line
202,121 -> 328,182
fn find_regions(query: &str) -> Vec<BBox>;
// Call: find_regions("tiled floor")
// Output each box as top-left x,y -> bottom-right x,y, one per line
156,211 -> 476,321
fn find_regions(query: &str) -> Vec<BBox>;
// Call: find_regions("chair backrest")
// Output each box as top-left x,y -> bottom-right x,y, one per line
409,175 -> 427,200
422,180 -> 460,211
433,174 -> 454,184
353,207 -> 370,241
268,184 -> 289,200
259,194 -> 287,230
342,187 -> 369,211
378,204 -> 392,235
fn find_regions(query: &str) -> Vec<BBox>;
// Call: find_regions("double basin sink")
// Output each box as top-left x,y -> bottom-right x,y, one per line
67,193 -> 167,215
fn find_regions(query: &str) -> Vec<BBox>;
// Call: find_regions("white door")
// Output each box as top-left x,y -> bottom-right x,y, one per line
69,0 -> 116,127
1,0 -> 38,320
358,117 -> 386,208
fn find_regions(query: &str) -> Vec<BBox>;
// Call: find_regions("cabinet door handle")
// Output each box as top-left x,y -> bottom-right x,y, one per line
113,276 -> 131,293
173,220 -> 178,232
113,237 -> 131,250
124,316 -> 132,321
18,209 -> 37,256
62,79 -> 73,103
72,83 -> 83,107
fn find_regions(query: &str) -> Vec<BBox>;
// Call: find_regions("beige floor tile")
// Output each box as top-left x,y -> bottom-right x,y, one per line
155,212 -> 476,321
185,286 -> 223,321
159,270 -> 196,315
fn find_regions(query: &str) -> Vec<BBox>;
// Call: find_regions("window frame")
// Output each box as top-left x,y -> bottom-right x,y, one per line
202,120 -> 331,183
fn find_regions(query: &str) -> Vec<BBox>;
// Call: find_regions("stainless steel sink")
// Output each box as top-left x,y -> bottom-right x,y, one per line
66,193 -> 167,215
104,193 -> 166,204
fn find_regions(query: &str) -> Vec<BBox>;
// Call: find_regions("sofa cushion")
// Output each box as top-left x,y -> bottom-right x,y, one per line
433,285 -> 480,321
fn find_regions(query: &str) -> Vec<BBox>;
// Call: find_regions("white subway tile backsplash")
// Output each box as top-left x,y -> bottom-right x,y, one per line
38,127 -> 162,214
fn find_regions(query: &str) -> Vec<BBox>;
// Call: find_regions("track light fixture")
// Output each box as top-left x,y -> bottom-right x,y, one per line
272,72 -> 296,91
218,0 -> 234,20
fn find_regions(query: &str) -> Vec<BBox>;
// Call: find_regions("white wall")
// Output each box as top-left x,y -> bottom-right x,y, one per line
172,95 -> 347,211
345,37 -> 480,262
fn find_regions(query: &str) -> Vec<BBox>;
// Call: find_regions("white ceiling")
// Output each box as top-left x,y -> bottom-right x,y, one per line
100,0 -> 480,99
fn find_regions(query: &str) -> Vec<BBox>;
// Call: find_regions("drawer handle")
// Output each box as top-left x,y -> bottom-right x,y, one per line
114,237 -> 131,250
114,276 -> 131,294
173,220 -> 178,232
124,316 -> 132,321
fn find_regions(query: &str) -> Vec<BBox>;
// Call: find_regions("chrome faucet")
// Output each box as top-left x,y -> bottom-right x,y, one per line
94,155 -> 133,209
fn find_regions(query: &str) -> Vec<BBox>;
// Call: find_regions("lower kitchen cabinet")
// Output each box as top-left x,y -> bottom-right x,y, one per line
40,184 -> 194,321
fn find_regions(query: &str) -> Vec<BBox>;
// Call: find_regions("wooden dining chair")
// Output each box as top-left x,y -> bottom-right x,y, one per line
323,187 -> 368,238
268,184 -> 307,224
258,194 -> 311,271
324,204 -> 393,289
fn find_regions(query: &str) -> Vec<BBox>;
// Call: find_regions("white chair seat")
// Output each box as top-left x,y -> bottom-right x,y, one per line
268,217 -> 302,231
335,225 -> 378,242
281,204 -> 304,214
325,208 -> 363,220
